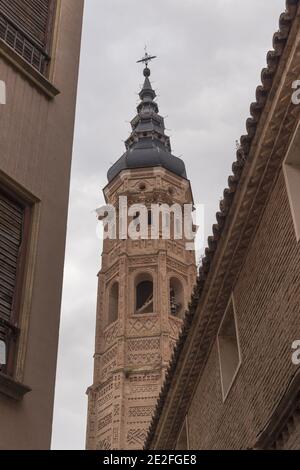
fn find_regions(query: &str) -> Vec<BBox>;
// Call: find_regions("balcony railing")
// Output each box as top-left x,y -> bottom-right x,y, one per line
0,12 -> 50,75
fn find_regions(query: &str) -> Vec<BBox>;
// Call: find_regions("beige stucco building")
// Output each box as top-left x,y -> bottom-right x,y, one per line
86,62 -> 197,450
0,0 -> 83,449
146,0 -> 300,450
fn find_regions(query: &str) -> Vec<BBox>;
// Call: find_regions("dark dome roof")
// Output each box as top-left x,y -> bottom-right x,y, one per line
107,139 -> 187,182
107,64 -> 187,183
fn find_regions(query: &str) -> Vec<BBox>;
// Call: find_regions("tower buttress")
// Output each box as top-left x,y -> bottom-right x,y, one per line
86,58 -> 197,450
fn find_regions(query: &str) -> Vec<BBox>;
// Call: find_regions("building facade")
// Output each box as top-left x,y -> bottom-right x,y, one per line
0,0 -> 84,449
146,0 -> 300,450
86,63 -> 197,450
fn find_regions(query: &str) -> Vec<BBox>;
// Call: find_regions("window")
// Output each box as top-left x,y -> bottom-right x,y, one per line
0,190 -> 29,377
283,121 -> 300,241
135,273 -> 154,314
217,295 -> 241,401
169,277 -> 184,318
108,282 -> 119,325
0,0 -> 56,74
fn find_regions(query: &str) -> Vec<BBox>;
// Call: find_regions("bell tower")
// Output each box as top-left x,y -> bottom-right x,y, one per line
86,54 -> 197,450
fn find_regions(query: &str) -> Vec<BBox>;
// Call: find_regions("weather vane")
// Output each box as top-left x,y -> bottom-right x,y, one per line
137,46 -> 157,68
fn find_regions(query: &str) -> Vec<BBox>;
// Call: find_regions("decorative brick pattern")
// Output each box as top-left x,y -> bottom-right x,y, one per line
129,406 -> 154,418
98,413 -> 112,431
127,428 -> 148,446
87,165 -> 196,449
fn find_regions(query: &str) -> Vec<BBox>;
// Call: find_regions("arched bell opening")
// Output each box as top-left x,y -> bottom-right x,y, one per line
135,273 -> 154,314
169,277 -> 184,318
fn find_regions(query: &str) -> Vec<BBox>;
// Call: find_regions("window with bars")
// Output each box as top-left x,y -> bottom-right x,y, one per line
0,0 -> 56,75
0,190 -> 29,377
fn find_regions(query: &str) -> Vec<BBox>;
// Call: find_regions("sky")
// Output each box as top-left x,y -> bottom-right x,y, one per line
51,0 -> 286,449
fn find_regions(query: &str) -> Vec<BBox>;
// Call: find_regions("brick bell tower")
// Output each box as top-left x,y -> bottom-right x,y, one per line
86,54 -> 197,450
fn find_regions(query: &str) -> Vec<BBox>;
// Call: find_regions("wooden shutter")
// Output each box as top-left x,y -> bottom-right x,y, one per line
0,0 -> 53,49
0,192 -> 24,347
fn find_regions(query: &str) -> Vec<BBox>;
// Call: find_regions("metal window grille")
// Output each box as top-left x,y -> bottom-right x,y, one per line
0,0 -> 55,75
0,192 -> 25,375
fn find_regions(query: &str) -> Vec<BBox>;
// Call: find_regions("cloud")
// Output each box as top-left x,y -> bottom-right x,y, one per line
51,0 -> 285,449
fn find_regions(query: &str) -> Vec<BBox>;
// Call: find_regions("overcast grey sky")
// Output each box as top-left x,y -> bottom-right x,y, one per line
51,0 -> 285,449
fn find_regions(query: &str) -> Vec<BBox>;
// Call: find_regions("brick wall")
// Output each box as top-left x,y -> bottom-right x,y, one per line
187,170 -> 300,449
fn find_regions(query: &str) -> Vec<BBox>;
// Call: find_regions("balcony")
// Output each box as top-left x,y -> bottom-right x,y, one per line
0,12 -> 50,75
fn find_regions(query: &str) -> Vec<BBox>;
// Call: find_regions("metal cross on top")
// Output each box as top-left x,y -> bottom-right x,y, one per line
137,47 -> 157,68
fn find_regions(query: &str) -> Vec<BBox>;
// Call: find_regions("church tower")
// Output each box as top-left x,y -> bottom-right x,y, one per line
86,54 -> 197,450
